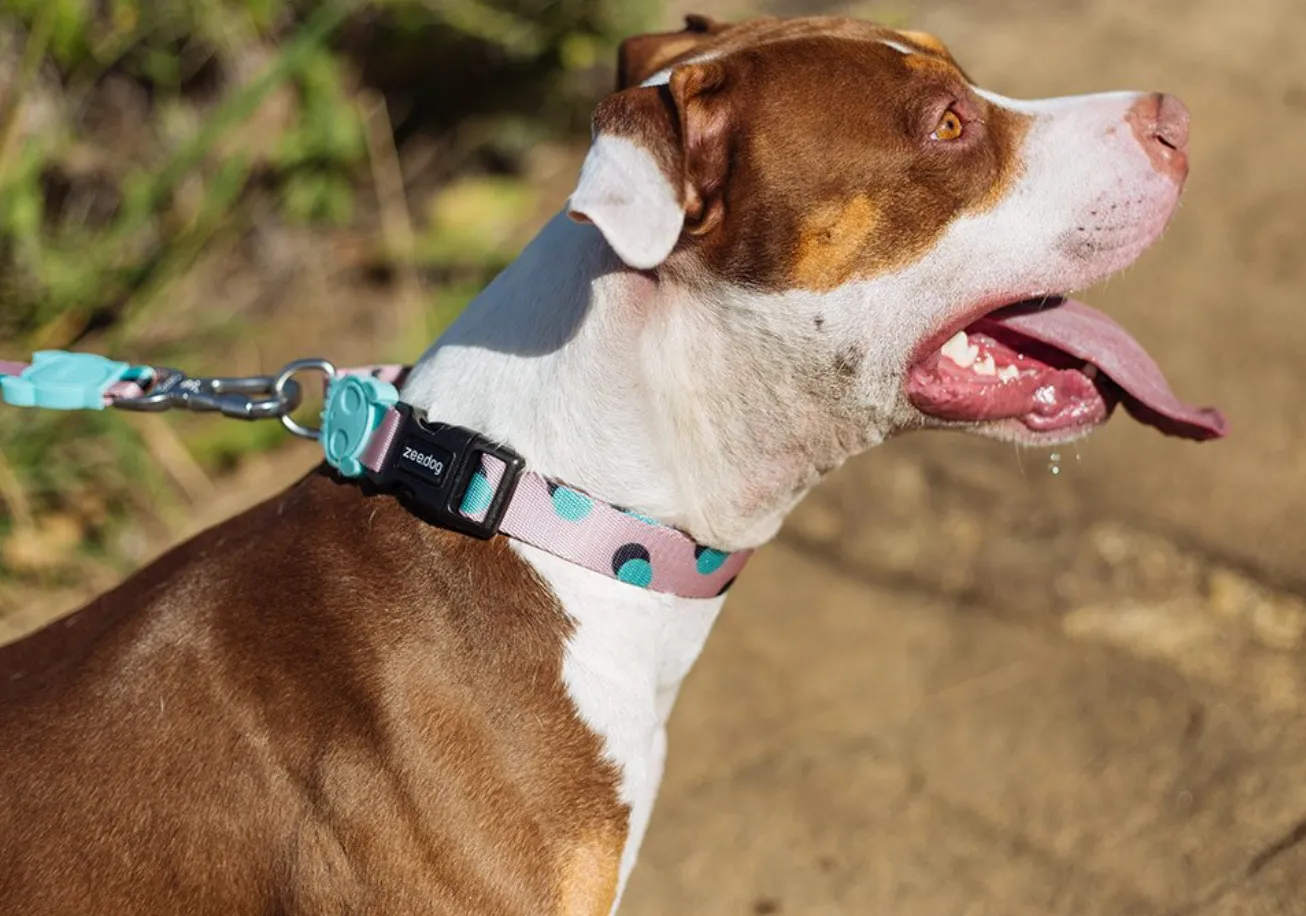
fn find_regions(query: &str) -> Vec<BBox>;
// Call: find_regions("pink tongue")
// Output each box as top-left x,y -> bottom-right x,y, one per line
985,298 -> 1228,440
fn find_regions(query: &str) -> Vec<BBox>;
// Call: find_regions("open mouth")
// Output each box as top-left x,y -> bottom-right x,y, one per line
906,297 -> 1227,442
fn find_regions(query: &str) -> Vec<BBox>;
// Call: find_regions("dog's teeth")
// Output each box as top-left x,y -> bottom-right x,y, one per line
940,331 -> 977,368
1082,363 -> 1098,379
998,364 -> 1020,382
973,354 -> 997,377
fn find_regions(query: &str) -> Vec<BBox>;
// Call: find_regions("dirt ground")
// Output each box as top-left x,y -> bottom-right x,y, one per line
618,1 -> 1306,913
5,0 -> 1305,913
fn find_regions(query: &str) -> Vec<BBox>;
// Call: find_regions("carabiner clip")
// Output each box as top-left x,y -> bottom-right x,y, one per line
113,370 -> 302,420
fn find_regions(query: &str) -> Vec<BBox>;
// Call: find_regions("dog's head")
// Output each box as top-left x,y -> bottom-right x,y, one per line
568,15 -> 1224,451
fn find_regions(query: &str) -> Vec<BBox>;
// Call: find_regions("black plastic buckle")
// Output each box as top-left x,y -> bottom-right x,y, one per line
373,402 -> 525,540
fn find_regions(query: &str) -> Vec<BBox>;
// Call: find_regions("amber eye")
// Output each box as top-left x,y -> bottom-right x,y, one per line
932,108 -> 964,141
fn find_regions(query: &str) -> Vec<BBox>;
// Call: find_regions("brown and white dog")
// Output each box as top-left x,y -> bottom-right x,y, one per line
0,15 -> 1223,915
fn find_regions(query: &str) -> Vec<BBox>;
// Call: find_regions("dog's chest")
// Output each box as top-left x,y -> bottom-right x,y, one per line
516,544 -> 726,903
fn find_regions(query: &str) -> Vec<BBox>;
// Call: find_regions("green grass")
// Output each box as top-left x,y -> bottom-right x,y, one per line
0,0 -> 659,586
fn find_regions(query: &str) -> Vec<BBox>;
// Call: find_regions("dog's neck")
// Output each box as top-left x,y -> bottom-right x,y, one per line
404,212 -> 876,552
401,212 -> 883,897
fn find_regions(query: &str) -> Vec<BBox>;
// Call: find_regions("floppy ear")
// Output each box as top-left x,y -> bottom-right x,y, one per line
569,63 -> 730,271
616,13 -> 730,90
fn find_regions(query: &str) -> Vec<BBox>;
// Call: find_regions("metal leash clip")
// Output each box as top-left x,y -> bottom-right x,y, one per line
113,368 -> 304,421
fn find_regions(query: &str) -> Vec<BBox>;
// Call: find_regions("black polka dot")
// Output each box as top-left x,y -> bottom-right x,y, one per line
716,576 -> 737,596
611,542 -> 651,576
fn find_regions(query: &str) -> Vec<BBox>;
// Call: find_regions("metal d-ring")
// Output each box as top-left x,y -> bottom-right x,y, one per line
273,358 -> 337,440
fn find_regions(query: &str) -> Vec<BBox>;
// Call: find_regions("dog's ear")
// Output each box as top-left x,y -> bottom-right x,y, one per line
569,63 -> 730,270
616,14 -> 730,90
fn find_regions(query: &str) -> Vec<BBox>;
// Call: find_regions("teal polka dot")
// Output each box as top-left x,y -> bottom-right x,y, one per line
460,470 -> 493,516
552,487 -> 593,521
616,558 -> 653,588
696,548 -> 728,575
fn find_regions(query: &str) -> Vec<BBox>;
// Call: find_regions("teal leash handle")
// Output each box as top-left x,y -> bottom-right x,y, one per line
0,350 -> 306,418
0,351 -> 150,410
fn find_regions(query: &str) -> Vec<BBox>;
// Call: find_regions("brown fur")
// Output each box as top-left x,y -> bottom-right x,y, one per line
616,13 -> 729,90
792,194 -> 882,289
607,16 -> 1032,291
0,470 -> 626,915
895,29 -> 953,57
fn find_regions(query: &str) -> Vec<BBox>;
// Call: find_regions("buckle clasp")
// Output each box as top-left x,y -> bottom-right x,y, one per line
374,403 -> 524,540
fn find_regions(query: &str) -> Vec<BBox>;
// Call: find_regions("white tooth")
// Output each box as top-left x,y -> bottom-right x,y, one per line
1082,363 -> 1098,379
974,354 -> 997,377
998,365 -> 1020,382
940,331 -> 976,367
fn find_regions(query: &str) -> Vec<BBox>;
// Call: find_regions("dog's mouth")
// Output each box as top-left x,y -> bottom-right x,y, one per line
906,297 -> 1227,442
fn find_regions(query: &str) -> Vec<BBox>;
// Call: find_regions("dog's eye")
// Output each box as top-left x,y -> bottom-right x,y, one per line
932,108 -> 964,141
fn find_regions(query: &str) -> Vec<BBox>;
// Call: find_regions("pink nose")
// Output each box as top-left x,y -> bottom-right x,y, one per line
1128,93 -> 1190,182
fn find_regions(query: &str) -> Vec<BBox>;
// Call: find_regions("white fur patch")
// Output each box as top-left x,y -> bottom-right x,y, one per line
519,544 -> 725,908
639,51 -> 724,88
878,38 -> 918,55
569,135 -> 684,270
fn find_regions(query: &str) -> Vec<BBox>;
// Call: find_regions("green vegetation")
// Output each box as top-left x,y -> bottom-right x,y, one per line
0,0 -> 657,590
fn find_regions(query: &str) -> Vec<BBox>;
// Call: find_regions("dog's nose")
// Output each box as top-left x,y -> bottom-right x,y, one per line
1128,92 -> 1190,181
1154,93 -> 1191,150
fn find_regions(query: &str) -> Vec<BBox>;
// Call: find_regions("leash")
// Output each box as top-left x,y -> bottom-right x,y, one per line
0,351 -> 748,598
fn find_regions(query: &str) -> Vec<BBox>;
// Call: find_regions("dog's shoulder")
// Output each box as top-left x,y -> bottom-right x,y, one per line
0,469 -> 627,915
0,469 -> 554,697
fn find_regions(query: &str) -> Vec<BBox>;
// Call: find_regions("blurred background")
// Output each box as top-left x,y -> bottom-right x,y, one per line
0,0 -> 650,619
1,0 -> 1303,913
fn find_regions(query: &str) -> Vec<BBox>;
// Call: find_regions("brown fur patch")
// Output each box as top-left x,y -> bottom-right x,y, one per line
619,34 -> 703,87
972,102 -> 1033,214
901,50 -> 962,74
0,470 -> 628,915
792,194 -> 881,288
556,828 -> 624,915
693,31 -> 1030,290
617,13 -> 731,89
599,16 -> 1035,292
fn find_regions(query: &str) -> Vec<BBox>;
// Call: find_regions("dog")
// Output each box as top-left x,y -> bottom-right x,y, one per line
0,14 -> 1224,915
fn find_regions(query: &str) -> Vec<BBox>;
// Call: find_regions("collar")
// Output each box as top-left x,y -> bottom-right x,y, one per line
322,371 -> 751,599
0,353 -> 752,599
